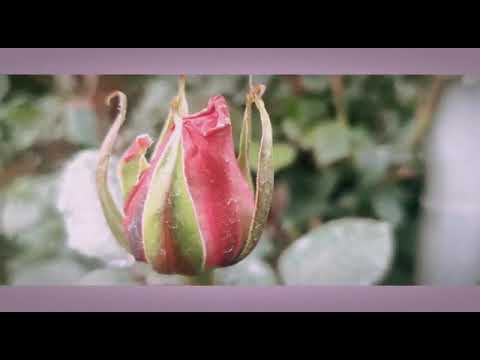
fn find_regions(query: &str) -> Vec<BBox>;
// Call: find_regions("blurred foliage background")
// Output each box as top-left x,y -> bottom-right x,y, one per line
0,74 -> 458,285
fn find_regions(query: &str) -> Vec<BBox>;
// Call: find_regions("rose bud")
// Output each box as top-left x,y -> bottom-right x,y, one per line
96,76 -> 273,275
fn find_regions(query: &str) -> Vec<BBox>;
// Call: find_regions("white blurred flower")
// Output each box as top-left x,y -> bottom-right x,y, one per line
56,150 -> 134,266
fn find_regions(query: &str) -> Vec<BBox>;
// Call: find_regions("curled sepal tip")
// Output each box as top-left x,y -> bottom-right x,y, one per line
96,91 -> 130,251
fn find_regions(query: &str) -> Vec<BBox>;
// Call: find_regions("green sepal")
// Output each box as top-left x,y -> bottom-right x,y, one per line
95,92 -> 130,252
235,85 -> 274,262
151,75 -> 189,160
169,139 -> 206,273
117,134 -> 152,200
237,94 -> 254,191
141,124 -> 183,269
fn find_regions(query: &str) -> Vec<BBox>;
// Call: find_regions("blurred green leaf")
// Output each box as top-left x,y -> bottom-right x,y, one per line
371,187 -> 406,227
0,96 -> 63,157
63,102 -> 98,147
249,142 -> 297,172
10,216 -> 65,264
283,167 -> 339,225
76,267 -> 139,285
214,229 -> 278,285
297,97 -> 330,122
127,78 -> 174,138
214,256 -> 278,286
303,76 -> 329,92
0,97 -> 44,151
135,263 -> 189,285
1,175 -> 58,237
304,122 -> 351,167
252,230 -> 276,260
10,256 -> 88,285
278,218 -> 394,285
353,144 -> 393,185
0,75 -> 9,101
282,118 -> 301,141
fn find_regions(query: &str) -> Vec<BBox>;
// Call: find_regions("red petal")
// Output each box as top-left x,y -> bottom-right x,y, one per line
182,96 -> 255,267
121,134 -> 153,163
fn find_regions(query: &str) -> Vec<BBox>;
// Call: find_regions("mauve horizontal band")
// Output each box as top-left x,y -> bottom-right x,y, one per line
0,286 -> 478,311
0,48 -> 479,74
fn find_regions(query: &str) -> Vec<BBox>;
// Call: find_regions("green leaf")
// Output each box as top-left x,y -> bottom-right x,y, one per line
215,229 -> 277,285
249,142 -> 297,172
133,263 -> 189,285
144,271 -> 190,285
10,216 -> 65,264
76,263 -> 190,285
0,96 -> 61,152
353,144 -> 393,185
10,257 -> 88,285
302,76 -> 329,92
63,102 -> 99,147
251,230 -> 276,260
371,187 -> 405,227
283,168 -> 339,225
127,79 -> 175,138
304,122 -> 352,167
278,218 -> 394,285
76,267 -> 139,285
0,75 -> 9,101
1,175 -> 58,237
282,119 -> 305,147
214,256 -> 277,286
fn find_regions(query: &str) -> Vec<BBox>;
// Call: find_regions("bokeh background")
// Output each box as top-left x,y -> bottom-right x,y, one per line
1,74 -> 479,286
